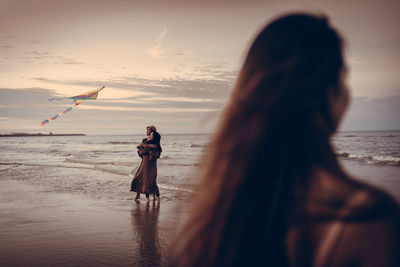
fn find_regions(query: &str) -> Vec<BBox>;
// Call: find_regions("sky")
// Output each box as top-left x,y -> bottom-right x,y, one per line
0,0 -> 399,134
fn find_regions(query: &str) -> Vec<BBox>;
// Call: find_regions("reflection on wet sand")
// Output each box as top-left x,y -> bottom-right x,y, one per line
131,200 -> 161,266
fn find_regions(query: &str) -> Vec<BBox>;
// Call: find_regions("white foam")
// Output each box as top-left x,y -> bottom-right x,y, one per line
372,155 -> 400,163
158,183 -> 193,193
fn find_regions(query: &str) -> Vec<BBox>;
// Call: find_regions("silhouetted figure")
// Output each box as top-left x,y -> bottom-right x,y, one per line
171,13 -> 399,267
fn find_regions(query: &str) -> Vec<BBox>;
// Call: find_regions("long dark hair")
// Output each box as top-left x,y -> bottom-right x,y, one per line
172,13 -> 345,266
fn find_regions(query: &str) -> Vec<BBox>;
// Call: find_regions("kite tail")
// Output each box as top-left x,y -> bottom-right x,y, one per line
40,102 -> 81,126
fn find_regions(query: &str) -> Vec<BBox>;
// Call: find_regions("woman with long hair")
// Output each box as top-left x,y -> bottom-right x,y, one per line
172,13 -> 399,266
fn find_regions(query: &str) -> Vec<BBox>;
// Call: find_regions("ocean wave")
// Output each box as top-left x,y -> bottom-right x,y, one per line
190,144 -> 204,148
158,183 -> 193,193
372,155 -> 400,163
64,158 -> 134,168
64,158 -> 119,166
0,161 -> 131,178
0,162 -> 92,171
0,164 -> 19,171
161,162 -> 198,167
107,141 -> 136,145
40,147 -> 69,155
0,162 -> 23,166
338,152 -> 400,166
103,150 -> 132,154
93,166 -> 127,176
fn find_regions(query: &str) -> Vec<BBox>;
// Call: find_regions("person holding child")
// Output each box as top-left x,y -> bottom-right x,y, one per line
130,125 -> 162,202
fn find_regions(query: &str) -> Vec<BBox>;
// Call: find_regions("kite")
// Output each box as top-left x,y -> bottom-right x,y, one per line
40,86 -> 105,126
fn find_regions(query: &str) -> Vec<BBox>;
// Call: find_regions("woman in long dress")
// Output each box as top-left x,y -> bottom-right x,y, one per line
130,125 -> 162,202
171,14 -> 399,266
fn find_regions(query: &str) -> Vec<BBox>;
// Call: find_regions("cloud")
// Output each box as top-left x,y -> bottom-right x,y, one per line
0,40 -> 15,62
98,97 -> 223,110
103,96 -> 221,104
0,44 -> 14,49
140,96 -> 219,103
21,51 -> 84,65
0,88 -> 57,105
29,40 -> 42,45
79,104 -> 218,113
0,85 -> 223,117
1,88 -> 399,134
1,60 -> 237,134
31,64 -> 236,99
145,27 -> 168,59
172,50 -> 190,57
0,85 -> 224,134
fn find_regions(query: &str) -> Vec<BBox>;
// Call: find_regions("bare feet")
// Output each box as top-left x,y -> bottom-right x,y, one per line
135,193 -> 140,201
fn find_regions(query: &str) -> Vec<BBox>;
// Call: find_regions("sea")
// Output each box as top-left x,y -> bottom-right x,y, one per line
0,131 -> 399,265
0,134 -> 209,205
1,131 -> 399,201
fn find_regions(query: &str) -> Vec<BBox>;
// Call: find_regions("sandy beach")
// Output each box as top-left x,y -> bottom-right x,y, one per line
0,178 -> 191,266
1,160 -> 398,266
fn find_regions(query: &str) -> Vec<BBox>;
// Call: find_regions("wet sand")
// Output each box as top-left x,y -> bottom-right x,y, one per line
0,158 -> 398,266
0,179 -> 191,266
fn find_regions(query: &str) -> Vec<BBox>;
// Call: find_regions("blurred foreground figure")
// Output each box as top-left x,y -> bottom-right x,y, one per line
171,13 -> 399,266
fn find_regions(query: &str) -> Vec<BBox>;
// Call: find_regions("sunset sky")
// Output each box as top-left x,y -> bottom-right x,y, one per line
1,0 -> 399,134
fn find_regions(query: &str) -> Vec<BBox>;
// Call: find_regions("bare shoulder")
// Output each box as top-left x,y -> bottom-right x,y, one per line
309,168 -> 400,266
309,168 -> 399,220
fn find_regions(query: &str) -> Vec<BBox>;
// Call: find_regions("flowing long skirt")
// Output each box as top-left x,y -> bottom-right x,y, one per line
131,155 -> 160,196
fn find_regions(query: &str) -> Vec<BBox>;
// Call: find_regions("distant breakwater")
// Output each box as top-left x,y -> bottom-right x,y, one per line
0,133 -> 86,137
